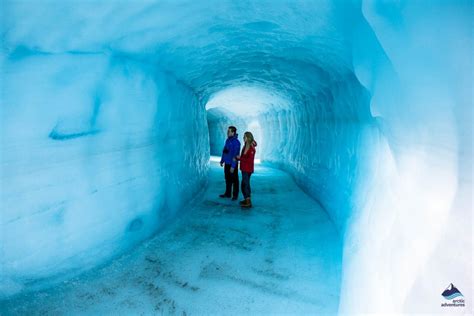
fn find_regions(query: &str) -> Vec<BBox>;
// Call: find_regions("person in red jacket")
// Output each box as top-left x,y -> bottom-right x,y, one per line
235,131 -> 257,208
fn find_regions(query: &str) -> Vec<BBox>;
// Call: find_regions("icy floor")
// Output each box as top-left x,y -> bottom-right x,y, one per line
1,161 -> 342,315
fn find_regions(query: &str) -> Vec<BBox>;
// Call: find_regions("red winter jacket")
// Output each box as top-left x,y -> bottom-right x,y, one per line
238,140 -> 257,173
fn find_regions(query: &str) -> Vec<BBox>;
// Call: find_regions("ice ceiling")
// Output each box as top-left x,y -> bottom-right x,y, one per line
1,0 -> 472,314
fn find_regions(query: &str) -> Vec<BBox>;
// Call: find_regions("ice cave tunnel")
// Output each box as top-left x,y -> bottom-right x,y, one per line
0,0 -> 472,315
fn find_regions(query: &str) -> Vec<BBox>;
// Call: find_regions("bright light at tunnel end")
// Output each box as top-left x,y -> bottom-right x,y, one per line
206,85 -> 292,116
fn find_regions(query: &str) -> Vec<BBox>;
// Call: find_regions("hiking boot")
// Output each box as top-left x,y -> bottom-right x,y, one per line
219,194 -> 231,198
239,199 -> 246,205
231,196 -> 238,201
241,198 -> 252,208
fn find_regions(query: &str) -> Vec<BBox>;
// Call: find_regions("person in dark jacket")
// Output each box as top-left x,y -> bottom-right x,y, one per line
219,126 -> 241,200
235,131 -> 257,208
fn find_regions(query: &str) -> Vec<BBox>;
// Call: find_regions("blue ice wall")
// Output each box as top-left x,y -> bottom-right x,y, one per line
338,1 -> 472,313
257,72 -> 372,233
1,0 -> 471,313
1,53 -> 209,296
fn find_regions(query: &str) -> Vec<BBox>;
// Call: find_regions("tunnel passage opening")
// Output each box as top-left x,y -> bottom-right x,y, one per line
205,85 -> 293,162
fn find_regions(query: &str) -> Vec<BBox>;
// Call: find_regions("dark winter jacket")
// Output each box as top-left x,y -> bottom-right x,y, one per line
239,140 -> 257,173
220,134 -> 241,168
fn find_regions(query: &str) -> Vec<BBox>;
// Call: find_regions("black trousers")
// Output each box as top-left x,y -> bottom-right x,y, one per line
241,171 -> 252,199
224,163 -> 239,198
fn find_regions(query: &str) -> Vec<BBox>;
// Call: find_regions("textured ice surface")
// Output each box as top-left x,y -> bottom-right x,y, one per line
0,161 -> 342,315
1,52 -> 209,295
1,0 -> 472,314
